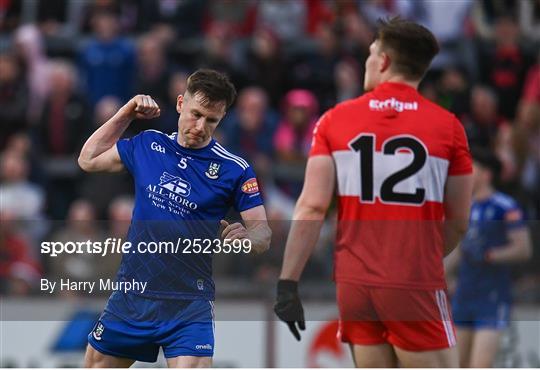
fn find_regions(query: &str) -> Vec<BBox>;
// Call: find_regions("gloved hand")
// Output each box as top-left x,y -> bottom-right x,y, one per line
274,279 -> 305,341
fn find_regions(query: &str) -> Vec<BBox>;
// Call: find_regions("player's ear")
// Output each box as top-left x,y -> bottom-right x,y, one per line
380,52 -> 391,73
176,95 -> 184,113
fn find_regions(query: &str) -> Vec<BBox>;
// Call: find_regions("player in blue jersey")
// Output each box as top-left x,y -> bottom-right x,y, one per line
445,148 -> 532,367
78,69 -> 271,367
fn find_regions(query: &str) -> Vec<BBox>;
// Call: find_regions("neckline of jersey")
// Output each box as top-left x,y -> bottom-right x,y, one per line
171,133 -> 216,153
376,81 -> 419,95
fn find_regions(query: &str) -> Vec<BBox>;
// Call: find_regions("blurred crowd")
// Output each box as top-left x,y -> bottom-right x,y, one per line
0,0 -> 539,299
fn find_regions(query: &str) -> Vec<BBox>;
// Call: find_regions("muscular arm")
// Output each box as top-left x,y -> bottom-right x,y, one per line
78,95 -> 160,172
486,227 -> 533,263
279,155 -> 335,281
443,174 -> 474,256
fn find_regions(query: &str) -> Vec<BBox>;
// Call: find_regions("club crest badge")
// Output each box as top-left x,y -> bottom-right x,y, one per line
205,162 -> 220,179
92,322 -> 105,341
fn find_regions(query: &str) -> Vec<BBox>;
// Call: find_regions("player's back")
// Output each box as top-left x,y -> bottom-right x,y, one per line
310,82 -> 472,289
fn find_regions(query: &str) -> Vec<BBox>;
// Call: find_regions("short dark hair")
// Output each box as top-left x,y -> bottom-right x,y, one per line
186,69 -> 237,109
471,146 -> 502,181
376,17 -> 439,80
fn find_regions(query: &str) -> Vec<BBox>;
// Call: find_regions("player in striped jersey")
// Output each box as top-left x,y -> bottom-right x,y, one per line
79,69 -> 271,367
274,18 -> 473,367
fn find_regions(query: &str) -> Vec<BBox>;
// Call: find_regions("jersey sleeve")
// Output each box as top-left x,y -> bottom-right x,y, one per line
233,166 -> 264,212
448,117 -> 473,176
309,110 -> 332,157
116,131 -> 146,175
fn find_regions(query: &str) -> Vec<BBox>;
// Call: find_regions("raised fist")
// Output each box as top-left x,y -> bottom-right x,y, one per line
122,95 -> 161,120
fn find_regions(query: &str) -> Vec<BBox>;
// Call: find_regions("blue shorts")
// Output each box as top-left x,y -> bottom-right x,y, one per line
88,291 -> 215,362
452,296 -> 510,330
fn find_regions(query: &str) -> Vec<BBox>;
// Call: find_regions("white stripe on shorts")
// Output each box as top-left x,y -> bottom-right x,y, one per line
435,290 -> 456,347
209,300 -> 215,338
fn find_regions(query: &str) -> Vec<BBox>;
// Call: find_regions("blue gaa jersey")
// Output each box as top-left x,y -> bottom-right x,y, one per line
455,192 -> 526,303
115,129 -> 263,300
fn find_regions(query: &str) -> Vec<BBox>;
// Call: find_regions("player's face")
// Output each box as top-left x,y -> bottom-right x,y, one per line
364,40 -> 384,91
176,92 -> 226,148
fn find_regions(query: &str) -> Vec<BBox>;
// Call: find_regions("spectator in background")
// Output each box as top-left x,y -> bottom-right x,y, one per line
108,196 -> 134,239
36,60 -> 91,157
339,11 -> 373,63
157,69 -> 190,134
3,133 -> 46,187
204,0 -> 257,37
0,213 -> 41,295
288,23 -> 341,111
79,10 -> 136,106
79,0 -> 160,35
36,0 -> 69,37
421,0 -> 475,74
47,200 -> 114,296
359,0 -> 419,26
133,33 -> 178,133
518,52 -> 540,217
0,52 -> 28,150
0,151 -> 45,224
519,51 -> 540,124
256,0 -> 307,42
0,0 -> 22,33
13,25 -> 50,124
220,87 -> 278,175
472,0 -> 518,39
462,86 -> 506,149
519,0 -> 540,42
134,34 -> 171,110
334,57 -> 362,103
274,89 -> 319,163
153,0 -> 206,39
79,96 -> 133,218
196,23 -> 245,88
479,15 -> 532,119
273,89 -> 319,199
243,27 -> 287,108
436,66 -> 470,118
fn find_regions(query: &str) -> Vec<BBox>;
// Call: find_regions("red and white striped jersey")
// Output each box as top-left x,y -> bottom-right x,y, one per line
310,82 -> 472,289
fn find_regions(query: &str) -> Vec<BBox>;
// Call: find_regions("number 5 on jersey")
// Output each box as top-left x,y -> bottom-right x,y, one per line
349,134 -> 428,205
178,157 -> 188,169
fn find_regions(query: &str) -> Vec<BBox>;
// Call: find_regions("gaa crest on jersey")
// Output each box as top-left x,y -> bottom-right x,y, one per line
205,162 -> 220,179
92,322 -> 105,341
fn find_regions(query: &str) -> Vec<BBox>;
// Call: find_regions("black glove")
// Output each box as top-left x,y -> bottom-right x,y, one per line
274,279 -> 305,341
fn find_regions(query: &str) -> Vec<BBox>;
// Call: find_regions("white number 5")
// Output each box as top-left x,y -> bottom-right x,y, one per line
178,157 -> 188,169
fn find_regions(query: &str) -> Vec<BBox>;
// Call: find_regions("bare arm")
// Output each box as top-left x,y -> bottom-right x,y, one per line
444,247 -> 462,275
242,205 -> 272,254
486,227 -> 533,263
443,174 -> 474,256
220,205 -> 271,254
279,155 -> 335,281
78,95 -> 160,172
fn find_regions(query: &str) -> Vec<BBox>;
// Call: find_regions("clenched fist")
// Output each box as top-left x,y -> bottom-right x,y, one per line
121,95 -> 161,120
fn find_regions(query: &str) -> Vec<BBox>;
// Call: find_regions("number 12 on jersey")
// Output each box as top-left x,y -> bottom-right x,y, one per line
349,134 -> 428,205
